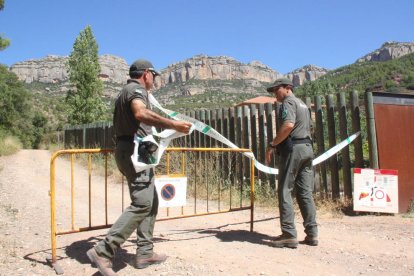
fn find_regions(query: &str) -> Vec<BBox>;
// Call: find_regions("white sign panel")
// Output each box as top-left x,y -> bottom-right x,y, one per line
353,168 -> 398,213
155,176 -> 187,208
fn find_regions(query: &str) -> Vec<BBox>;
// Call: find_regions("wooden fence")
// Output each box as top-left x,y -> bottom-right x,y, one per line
64,91 -> 379,200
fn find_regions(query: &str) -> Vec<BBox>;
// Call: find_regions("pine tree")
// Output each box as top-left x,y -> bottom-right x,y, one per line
66,25 -> 106,125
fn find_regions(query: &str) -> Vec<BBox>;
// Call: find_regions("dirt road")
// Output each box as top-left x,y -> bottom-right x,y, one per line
1,150 -> 414,275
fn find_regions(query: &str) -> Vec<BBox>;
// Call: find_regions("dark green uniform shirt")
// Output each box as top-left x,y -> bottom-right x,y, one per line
279,94 -> 312,139
113,79 -> 152,138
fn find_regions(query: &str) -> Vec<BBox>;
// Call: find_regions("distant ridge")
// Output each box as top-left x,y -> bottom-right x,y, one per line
9,41 -> 414,87
356,41 -> 414,63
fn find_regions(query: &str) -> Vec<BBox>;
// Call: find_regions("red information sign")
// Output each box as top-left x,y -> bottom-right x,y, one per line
353,168 -> 398,213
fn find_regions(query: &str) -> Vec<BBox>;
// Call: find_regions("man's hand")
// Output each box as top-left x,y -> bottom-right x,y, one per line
173,121 -> 192,134
132,99 -> 192,133
265,147 -> 274,165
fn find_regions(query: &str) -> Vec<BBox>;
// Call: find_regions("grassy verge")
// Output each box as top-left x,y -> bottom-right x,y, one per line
0,135 -> 22,156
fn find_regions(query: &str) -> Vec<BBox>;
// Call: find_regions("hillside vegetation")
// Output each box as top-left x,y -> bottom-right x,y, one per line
154,78 -> 269,112
0,65 -> 50,150
296,52 -> 414,98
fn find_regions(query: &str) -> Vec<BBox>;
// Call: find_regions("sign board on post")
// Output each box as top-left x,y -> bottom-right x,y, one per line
155,176 -> 187,208
353,168 -> 399,213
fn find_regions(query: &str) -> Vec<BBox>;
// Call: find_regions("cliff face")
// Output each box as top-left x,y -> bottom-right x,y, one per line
9,41 -> 414,90
9,53 -> 333,91
155,55 -> 282,88
356,41 -> 414,63
10,54 -> 285,90
10,54 -> 128,84
97,55 -> 129,84
286,65 -> 330,86
10,55 -> 68,84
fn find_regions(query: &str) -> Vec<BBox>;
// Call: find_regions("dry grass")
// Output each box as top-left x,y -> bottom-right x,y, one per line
314,196 -> 353,218
0,136 -> 22,156
403,200 -> 414,218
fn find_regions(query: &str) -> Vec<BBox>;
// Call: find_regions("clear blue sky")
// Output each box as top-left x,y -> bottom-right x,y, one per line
0,0 -> 413,74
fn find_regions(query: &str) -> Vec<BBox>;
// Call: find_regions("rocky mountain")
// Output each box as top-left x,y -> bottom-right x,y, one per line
10,54 -> 128,84
9,41 -> 414,104
356,41 -> 414,63
9,53 -> 328,90
10,53 -> 283,87
10,55 -> 68,84
152,55 -> 284,103
286,65 -> 330,86
157,54 -> 282,86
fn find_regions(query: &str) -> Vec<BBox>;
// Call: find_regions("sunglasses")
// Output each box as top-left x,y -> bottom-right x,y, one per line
148,69 -> 157,78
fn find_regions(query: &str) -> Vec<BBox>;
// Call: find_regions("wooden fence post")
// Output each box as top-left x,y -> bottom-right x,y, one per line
250,105 -> 258,177
314,95 -> 328,195
265,103 -> 276,189
210,110 -> 217,148
236,106 -> 243,193
350,90 -> 364,168
199,110 -> 206,148
242,106 -> 251,181
365,92 -> 379,169
229,107 -> 236,183
257,104 -> 266,183
190,111 -> 196,148
338,92 -> 352,199
222,108 -> 230,182
326,94 -> 340,199
205,110 -> 211,148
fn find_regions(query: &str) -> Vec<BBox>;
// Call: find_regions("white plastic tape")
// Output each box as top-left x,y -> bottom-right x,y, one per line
131,127 -> 194,173
130,94 -> 360,175
312,131 -> 360,166
149,94 -> 279,174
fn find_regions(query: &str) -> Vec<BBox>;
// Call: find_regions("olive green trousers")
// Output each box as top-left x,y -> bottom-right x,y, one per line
95,140 -> 158,259
277,143 -> 318,238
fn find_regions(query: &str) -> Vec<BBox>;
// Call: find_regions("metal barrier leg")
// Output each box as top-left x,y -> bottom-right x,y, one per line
47,257 -> 64,275
250,159 -> 255,232
49,152 -> 64,274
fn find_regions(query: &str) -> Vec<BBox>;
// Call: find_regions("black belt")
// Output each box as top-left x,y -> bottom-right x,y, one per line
116,135 -> 134,142
291,137 -> 312,145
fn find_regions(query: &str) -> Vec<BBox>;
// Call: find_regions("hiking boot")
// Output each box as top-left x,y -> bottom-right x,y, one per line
136,252 -> 167,269
303,235 -> 318,246
271,235 -> 298,248
86,248 -> 117,276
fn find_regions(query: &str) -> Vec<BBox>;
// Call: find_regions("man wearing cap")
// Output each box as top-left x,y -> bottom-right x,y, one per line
87,59 -> 192,276
265,78 -> 318,249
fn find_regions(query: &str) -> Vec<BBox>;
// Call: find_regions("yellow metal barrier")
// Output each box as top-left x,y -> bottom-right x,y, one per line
48,147 -> 255,274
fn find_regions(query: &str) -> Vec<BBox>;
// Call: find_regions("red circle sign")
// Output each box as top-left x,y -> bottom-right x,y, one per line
375,189 -> 385,199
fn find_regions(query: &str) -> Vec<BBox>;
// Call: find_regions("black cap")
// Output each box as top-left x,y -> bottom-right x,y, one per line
266,78 -> 293,92
129,59 -> 160,76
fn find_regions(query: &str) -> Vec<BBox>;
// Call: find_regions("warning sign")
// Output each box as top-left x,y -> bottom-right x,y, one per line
353,168 -> 398,213
155,176 -> 187,208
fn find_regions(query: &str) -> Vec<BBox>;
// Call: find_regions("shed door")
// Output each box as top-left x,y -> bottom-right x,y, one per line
374,96 -> 414,213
